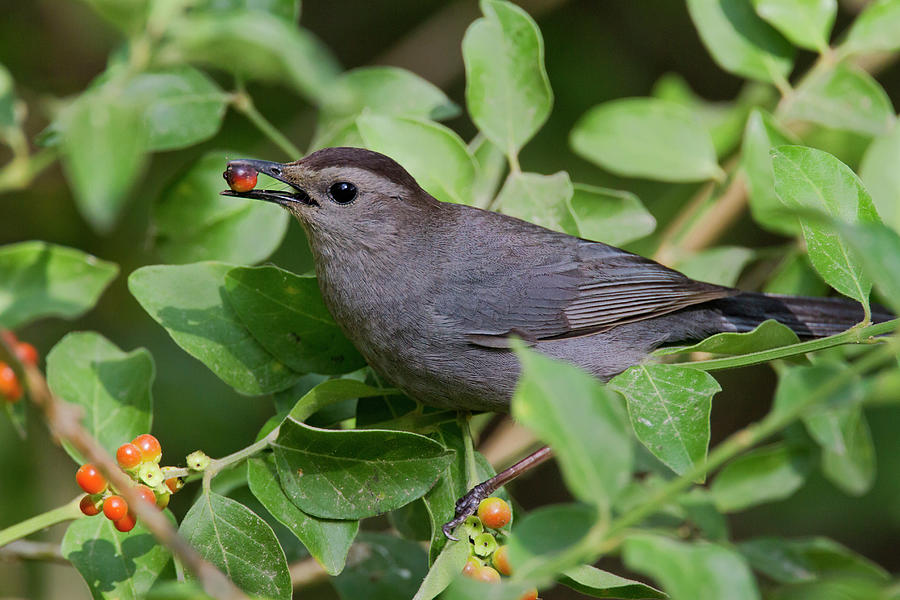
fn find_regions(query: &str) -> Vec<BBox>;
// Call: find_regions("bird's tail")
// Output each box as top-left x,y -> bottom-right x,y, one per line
706,292 -> 894,339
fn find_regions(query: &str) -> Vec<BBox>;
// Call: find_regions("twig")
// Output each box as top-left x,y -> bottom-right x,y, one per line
0,540 -> 66,564
289,557 -> 329,588
13,357 -> 249,600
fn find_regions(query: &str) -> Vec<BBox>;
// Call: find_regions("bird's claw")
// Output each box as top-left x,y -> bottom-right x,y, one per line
441,481 -> 492,540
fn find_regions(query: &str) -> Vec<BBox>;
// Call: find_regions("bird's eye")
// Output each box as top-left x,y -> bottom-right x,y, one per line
328,181 -> 357,204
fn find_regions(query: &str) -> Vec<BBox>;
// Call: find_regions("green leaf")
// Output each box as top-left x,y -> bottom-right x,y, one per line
422,423 -> 472,562
287,378 -> 394,422
62,514 -> 172,600
559,565 -> 667,599
120,67 -> 228,152
741,109 -> 801,235
411,538 -> 470,600
470,135 -> 507,207
570,98 -> 722,182
0,62 -> 18,130
656,319 -> 799,357
81,0 -> 148,34
128,263 -> 301,395
333,532 -> 429,600
462,0 -> 552,157
506,503 -> 598,579
179,491 -> 291,600
764,252 -> 828,296
610,365 -> 720,478
771,145 -> 880,310
835,222 -> 900,314
330,66 -> 458,121
843,0 -> 900,55
46,332 -> 154,464
153,152 -> 289,264
752,0 -> 836,51
687,0 -> 794,84
569,184 -> 655,246
247,456 -> 357,575
512,345 -> 632,510
810,404 -> 875,495
675,246 -> 755,286
623,534 -> 760,600
0,241 -> 118,329
163,10 -> 341,106
194,0 -> 300,22
711,442 -> 813,512
495,171 -> 576,234
60,91 -> 147,232
357,114 -> 476,205
737,536 -> 889,583
442,579 -> 535,600
860,125 -> 900,234
272,416 -> 454,519
224,265 -> 365,374
782,64 -> 895,137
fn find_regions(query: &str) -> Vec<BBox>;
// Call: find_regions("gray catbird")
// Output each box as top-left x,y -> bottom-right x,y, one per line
223,146 -> 887,411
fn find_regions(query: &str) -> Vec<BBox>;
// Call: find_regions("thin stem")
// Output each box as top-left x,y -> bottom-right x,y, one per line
204,428 -> 280,482
231,90 -> 302,159
0,496 -> 82,547
685,319 -> 897,372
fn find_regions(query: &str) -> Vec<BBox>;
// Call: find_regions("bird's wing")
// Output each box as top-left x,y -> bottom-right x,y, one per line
437,236 -> 735,347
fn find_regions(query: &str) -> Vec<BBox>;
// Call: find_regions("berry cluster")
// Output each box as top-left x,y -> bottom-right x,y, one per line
459,497 -> 539,600
0,330 -> 38,403
76,434 -> 183,532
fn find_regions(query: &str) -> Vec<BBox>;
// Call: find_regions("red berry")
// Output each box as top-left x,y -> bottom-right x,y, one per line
519,588 -> 538,600
76,464 -> 107,495
477,497 -> 511,530
461,557 -> 481,578
114,512 -> 137,532
223,164 -> 258,193
116,443 -> 143,469
103,495 -> 128,521
15,342 -> 38,366
492,545 -> 512,576
165,477 -> 183,494
1,330 -> 18,347
474,565 -> 501,583
0,362 -> 22,402
79,495 -> 101,516
134,485 -> 157,506
132,434 -> 161,463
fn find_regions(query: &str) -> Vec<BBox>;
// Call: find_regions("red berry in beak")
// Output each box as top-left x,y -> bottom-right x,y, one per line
224,164 -> 258,193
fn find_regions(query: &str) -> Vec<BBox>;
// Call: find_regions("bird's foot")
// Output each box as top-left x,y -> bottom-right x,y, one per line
441,481 -> 493,540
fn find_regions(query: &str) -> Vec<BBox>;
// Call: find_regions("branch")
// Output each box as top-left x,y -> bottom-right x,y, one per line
0,540 -> 66,564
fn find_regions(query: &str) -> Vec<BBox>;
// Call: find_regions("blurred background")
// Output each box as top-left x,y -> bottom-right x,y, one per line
1,1 -> 899,598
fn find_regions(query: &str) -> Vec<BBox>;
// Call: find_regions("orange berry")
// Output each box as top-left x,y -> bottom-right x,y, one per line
134,485 -> 157,506
474,565 -> 501,583
477,497 -> 511,530
15,342 -> 38,366
518,588 -> 538,600
0,362 -> 22,402
461,557 -> 481,578
132,434 -> 161,463
116,443 -> 143,469
114,512 -> 137,532
79,495 -> 101,516
76,464 -> 107,495
492,544 -> 512,576
165,477 -> 183,494
103,495 -> 128,521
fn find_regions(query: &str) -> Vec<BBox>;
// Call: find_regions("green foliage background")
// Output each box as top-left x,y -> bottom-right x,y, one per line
2,1 -> 900,599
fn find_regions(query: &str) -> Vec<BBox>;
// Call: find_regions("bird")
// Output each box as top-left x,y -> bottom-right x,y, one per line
222,146 -> 885,412
222,147 -> 890,535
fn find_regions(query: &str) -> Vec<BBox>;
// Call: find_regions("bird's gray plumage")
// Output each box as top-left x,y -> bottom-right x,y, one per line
224,147 -> 889,412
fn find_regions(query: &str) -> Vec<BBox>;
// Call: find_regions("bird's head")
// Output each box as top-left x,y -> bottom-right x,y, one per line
221,147 -> 438,250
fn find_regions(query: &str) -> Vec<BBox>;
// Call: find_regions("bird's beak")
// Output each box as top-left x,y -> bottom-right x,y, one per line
220,159 -> 318,207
